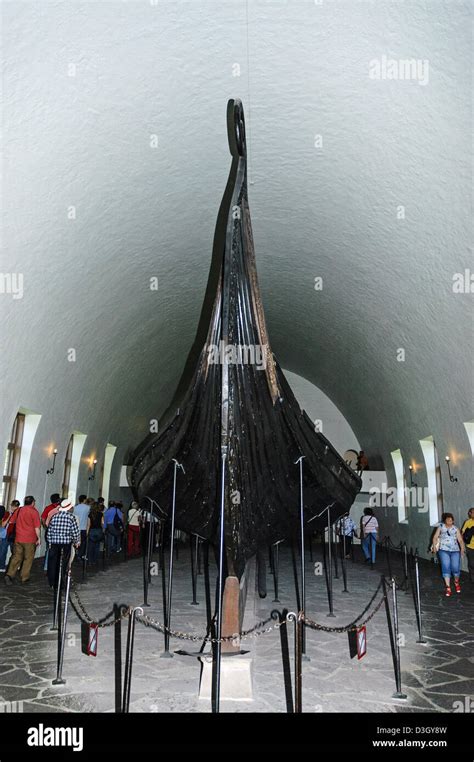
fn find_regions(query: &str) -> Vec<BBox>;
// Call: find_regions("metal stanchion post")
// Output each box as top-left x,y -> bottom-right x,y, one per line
294,456 -> 309,658
114,603 -> 122,713
51,547 -> 64,631
402,542 -> 409,593
414,551 -> 427,644
272,541 -> 281,603
190,534 -> 199,605
162,460 -> 184,657
340,520 -> 349,593
213,446 -> 227,713
288,611 -> 302,713
52,556 -> 72,685
332,522 -> 339,579
122,606 -> 143,713
197,537 -> 202,575
326,507 -> 335,617
384,577 -> 407,700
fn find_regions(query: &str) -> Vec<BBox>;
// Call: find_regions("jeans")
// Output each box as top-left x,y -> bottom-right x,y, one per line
362,532 -> 377,563
88,529 -> 103,564
438,549 -> 461,579
0,537 -> 9,570
106,527 -> 122,553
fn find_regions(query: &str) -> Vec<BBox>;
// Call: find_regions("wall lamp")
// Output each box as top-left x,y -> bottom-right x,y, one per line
47,449 -> 58,475
88,459 -> 98,481
408,465 -> 417,488
445,456 -> 458,483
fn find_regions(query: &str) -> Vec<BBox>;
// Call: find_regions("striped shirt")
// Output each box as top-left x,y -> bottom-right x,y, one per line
47,512 -> 80,545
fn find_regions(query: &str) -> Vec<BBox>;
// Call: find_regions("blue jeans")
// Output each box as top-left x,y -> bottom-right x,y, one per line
106,527 -> 121,553
88,529 -> 103,563
362,532 -> 377,563
438,549 -> 460,579
0,537 -> 9,570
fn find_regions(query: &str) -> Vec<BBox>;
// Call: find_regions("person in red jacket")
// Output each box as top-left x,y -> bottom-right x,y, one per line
4,496 -> 41,584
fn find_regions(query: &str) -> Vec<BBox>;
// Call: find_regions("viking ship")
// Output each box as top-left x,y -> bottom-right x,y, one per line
130,99 -> 361,582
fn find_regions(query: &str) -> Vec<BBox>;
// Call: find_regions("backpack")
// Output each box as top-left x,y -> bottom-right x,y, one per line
113,508 -> 123,532
462,525 -> 474,546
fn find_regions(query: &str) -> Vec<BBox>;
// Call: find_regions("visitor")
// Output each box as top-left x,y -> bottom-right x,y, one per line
86,503 -> 104,565
0,506 -> 9,572
4,496 -> 41,585
41,493 -> 61,572
360,507 -> 378,566
127,501 -> 141,558
337,512 -> 357,558
461,507 -> 474,582
3,500 -> 20,571
104,501 -> 123,554
73,495 -> 90,561
46,499 -> 81,589
431,513 -> 466,596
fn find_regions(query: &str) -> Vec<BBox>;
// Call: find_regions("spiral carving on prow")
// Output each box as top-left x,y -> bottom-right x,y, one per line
228,98 -> 246,157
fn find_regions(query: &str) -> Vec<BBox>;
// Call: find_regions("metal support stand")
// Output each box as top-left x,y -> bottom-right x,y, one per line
294,455 -> 309,658
122,606 -> 143,713
190,534 -> 199,605
339,520 -> 349,593
51,547 -> 64,631
142,498 -> 155,608
325,506 -> 335,617
332,522 -> 339,579
114,603 -> 122,713
212,447 -> 227,714
272,542 -> 281,603
162,460 -> 185,657
413,551 -> 427,644
402,542 -> 409,593
52,562 -> 72,685
382,576 -> 407,700
288,611 -> 302,713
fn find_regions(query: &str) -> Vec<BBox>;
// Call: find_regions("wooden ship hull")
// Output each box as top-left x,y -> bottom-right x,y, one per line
129,99 -> 361,580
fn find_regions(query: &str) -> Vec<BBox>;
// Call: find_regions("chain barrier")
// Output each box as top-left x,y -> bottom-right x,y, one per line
66,536 -> 411,642
303,579 -> 387,633
69,580 -> 131,628
135,612 -> 281,644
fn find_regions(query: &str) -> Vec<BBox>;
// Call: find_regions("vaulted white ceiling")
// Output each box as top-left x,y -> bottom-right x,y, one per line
2,0 -> 472,509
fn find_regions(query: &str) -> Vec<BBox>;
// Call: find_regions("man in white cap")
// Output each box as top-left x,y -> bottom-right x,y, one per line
46,498 -> 80,589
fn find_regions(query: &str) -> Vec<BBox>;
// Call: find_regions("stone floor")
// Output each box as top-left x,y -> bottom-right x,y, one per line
0,541 -> 473,713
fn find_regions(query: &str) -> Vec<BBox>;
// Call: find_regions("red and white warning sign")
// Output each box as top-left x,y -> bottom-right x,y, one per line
356,626 -> 367,660
87,623 -> 98,657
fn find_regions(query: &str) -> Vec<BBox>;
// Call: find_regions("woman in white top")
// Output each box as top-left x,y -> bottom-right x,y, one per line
360,508 -> 379,566
431,513 -> 465,597
126,501 -> 141,558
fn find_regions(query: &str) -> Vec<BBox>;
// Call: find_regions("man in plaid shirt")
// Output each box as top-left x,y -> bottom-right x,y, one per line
46,498 -> 80,589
